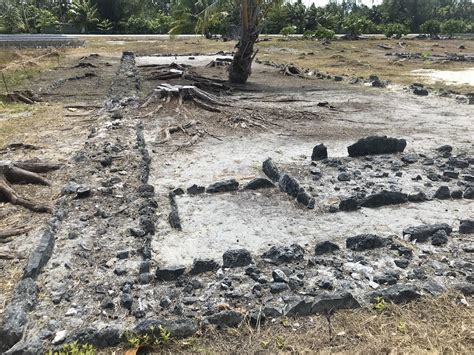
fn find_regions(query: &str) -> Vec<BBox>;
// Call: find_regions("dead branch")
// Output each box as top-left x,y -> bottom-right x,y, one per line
0,226 -> 30,239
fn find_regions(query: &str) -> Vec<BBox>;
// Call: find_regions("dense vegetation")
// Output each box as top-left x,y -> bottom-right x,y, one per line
0,0 -> 473,37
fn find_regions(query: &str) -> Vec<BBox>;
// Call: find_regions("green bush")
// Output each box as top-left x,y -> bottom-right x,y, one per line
38,9 -> 60,33
126,13 -> 171,34
314,27 -> 335,41
383,23 -> 409,39
420,20 -> 441,36
441,19 -> 467,37
126,15 -> 149,33
280,25 -> 296,37
342,14 -> 376,38
0,3 -> 24,33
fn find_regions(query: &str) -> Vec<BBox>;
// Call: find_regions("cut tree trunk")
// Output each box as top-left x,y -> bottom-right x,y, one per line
0,160 -> 60,213
141,84 -> 226,112
228,30 -> 259,84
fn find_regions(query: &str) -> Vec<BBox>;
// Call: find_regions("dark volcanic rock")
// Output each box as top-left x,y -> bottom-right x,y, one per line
394,259 -> 410,269
347,136 -> 406,157
0,278 -> 37,352
403,223 -> 452,242
206,179 -> 239,193
311,144 -> 328,161
23,228 -> 56,279
67,326 -> 122,348
408,191 -> 427,202
244,178 -> 275,190
346,234 -> 386,251
190,259 -> 220,274
296,189 -> 315,209
436,145 -> 453,158
374,271 -> 399,285
270,282 -> 289,293
431,229 -> 448,246
463,187 -> 474,199
187,184 -> 205,195
443,171 -> 459,179
459,219 -> 474,234
434,186 -> 451,199
451,190 -> 463,199
359,191 -> 407,208
168,209 -> 182,231
285,292 -> 360,317
204,311 -> 243,328
279,174 -> 300,198
315,241 -> 340,255
378,284 -> 421,304
272,269 -> 289,283
338,172 -> 351,181
262,158 -> 281,182
401,153 -> 418,164
413,87 -> 428,96
339,197 -> 359,211
155,266 -> 186,281
223,249 -> 252,268
261,244 -> 305,265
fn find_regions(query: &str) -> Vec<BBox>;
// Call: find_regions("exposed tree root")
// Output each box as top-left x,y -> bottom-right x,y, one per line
141,84 -> 227,112
0,160 -> 59,213
206,57 -> 232,68
281,65 -> 306,78
133,105 -> 163,119
156,120 -> 199,144
0,90 -> 42,104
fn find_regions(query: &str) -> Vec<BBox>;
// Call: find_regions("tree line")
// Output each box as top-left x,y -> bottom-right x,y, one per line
0,0 -> 473,37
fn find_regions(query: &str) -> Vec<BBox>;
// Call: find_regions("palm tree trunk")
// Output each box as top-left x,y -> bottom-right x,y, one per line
228,0 -> 259,84
228,31 -> 258,84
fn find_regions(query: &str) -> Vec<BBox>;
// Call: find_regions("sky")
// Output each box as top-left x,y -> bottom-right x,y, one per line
302,0 -> 383,6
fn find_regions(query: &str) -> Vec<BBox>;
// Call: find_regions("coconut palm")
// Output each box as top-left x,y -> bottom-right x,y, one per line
68,0 -> 99,34
196,0 -> 284,84
216,0 -> 283,83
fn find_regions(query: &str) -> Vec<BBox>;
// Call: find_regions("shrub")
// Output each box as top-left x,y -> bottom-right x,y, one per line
0,2 -> 24,33
38,9 -> 60,33
420,20 -> 441,36
280,25 -> 296,37
383,22 -> 409,39
342,14 -> 376,38
314,26 -> 335,41
441,19 -> 467,37
126,15 -> 150,33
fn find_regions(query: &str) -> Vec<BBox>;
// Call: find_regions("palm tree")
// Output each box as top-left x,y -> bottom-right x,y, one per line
225,0 -> 283,83
68,0 -> 99,34
196,0 -> 283,84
